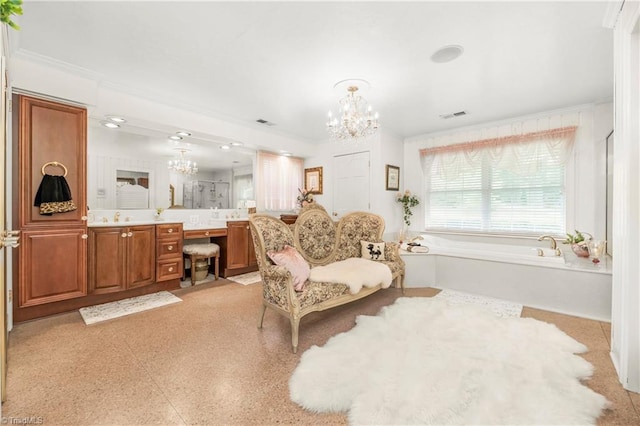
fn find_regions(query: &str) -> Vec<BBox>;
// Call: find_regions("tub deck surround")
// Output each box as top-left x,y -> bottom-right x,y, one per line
401,234 -> 612,321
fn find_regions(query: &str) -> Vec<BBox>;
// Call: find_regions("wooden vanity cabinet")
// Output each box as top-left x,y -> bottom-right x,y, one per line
88,225 -> 156,294
156,223 -> 183,282
219,221 -> 257,277
18,228 -> 88,307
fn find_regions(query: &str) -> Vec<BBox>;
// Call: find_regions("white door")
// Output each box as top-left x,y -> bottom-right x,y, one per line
332,151 -> 370,219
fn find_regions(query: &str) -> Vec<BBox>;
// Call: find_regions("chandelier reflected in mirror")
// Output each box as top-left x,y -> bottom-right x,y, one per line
326,79 -> 379,140
168,148 -> 198,176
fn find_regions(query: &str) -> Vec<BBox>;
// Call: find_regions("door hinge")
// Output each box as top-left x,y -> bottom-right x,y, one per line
7,290 -> 12,303
7,98 -> 11,113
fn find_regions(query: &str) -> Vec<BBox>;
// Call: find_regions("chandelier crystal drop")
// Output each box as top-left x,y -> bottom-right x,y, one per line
326,85 -> 379,140
168,149 -> 198,176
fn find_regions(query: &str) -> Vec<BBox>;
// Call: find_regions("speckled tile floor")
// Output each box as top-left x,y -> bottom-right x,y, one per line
3,282 -> 639,425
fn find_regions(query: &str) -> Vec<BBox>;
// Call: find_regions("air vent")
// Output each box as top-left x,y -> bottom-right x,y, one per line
439,110 -> 468,119
256,118 -> 276,126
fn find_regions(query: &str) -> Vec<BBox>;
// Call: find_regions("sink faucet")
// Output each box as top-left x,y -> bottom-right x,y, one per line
114,211 -> 120,223
537,235 -> 557,250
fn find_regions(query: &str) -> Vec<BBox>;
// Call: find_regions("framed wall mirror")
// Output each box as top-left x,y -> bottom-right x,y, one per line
87,117 -> 255,210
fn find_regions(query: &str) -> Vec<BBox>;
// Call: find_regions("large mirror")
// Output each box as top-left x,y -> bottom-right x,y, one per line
87,118 -> 255,210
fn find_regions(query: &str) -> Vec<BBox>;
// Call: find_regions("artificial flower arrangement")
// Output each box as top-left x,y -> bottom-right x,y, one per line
397,190 -> 420,226
297,188 -> 314,207
563,229 -> 593,257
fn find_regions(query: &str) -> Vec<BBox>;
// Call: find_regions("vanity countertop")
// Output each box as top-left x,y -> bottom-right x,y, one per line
88,220 -> 183,228
88,218 -> 250,229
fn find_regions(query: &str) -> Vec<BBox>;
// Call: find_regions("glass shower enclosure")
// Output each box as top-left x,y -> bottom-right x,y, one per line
183,180 -> 230,209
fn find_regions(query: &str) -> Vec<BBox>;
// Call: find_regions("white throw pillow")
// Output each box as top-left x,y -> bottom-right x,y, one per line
360,241 -> 386,261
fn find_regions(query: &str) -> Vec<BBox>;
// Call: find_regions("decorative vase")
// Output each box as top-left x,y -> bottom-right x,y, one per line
398,223 -> 408,243
571,243 -> 590,258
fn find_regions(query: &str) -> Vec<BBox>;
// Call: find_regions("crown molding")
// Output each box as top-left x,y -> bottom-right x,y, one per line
602,1 -> 624,29
12,48 -> 104,81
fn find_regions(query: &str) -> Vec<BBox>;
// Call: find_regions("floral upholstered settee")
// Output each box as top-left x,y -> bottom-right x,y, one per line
249,204 -> 405,353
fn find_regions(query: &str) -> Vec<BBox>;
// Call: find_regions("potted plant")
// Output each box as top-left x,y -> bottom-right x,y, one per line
563,230 -> 592,257
396,190 -> 420,242
297,188 -> 314,208
1,0 -> 22,30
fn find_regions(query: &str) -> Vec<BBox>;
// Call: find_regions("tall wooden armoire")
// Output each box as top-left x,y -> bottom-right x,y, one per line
13,95 -> 88,322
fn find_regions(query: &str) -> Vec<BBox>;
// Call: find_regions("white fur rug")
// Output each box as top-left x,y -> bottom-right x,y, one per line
290,297 -> 609,425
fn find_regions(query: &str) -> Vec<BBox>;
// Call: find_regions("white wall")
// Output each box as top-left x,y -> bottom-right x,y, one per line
303,129 -> 404,237
609,0 -> 640,393
403,102 -> 613,242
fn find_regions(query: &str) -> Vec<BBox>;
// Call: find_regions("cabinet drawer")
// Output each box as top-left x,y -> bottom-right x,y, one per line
156,223 -> 183,238
157,259 -> 183,282
157,238 -> 182,260
183,228 -> 227,239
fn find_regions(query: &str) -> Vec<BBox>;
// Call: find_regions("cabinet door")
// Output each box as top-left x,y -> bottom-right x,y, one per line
17,95 -> 86,228
127,226 -> 156,288
18,228 -> 87,307
88,227 -> 127,294
227,222 -> 249,268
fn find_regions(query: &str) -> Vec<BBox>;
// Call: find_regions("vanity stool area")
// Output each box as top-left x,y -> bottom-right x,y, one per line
182,243 -> 220,285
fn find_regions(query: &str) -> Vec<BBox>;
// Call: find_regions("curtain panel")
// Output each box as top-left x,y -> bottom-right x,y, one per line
255,151 -> 304,211
419,126 -> 577,180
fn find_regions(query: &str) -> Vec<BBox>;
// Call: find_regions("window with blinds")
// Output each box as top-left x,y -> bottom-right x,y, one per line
422,127 -> 575,235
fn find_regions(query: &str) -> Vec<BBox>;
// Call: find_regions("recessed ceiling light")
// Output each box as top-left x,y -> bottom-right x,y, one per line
281,152 -> 292,157
176,131 -> 191,137
169,135 -> 182,141
220,145 -> 231,150
231,141 -> 243,146
431,45 -> 464,63
102,122 -> 120,129
107,116 -> 126,123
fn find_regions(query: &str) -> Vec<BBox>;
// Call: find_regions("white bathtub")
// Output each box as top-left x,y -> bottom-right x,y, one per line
401,234 -> 612,321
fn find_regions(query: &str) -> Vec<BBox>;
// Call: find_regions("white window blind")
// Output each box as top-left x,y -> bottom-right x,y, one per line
420,127 -> 576,235
255,151 -> 303,211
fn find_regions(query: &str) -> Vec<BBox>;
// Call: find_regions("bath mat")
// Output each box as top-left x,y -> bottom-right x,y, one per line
290,297 -> 608,425
79,291 -> 182,325
226,271 -> 261,285
434,288 -> 523,318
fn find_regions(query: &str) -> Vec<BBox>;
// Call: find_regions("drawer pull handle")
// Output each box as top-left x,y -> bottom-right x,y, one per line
81,234 -> 88,239
81,215 -> 88,221
168,267 -> 174,272
168,229 -> 174,233
127,232 -> 133,237
121,233 -> 127,238
168,245 -> 173,250
205,231 -> 210,236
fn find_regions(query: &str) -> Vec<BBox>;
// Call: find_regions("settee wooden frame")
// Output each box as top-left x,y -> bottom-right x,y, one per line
249,204 -> 405,353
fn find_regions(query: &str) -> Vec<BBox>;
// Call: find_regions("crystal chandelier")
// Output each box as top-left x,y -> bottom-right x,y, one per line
168,148 -> 198,176
326,83 -> 379,140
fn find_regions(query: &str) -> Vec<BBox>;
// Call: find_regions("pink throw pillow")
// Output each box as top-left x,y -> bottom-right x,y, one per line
267,245 -> 310,291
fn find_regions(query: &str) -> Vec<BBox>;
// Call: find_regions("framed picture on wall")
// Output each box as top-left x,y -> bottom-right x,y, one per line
305,167 -> 323,194
386,165 -> 400,191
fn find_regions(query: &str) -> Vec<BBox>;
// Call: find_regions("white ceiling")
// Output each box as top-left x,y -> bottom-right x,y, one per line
12,1 -> 613,143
